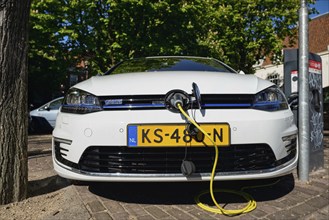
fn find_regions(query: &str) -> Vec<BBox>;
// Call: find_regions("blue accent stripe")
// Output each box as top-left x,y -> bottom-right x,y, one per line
127,125 -> 138,147
104,103 -> 256,109
103,104 -> 165,109
253,101 -> 281,107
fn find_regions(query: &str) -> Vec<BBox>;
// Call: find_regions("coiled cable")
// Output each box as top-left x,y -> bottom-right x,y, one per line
177,103 -> 257,216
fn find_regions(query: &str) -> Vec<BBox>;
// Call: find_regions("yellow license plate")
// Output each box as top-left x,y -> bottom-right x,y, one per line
127,124 -> 230,147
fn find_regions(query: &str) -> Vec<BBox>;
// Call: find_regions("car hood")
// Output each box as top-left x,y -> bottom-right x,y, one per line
73,71 -> 274,96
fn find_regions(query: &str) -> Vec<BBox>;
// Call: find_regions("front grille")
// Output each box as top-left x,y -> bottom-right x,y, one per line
71,144 -> 295,174
99,94 -> 254,110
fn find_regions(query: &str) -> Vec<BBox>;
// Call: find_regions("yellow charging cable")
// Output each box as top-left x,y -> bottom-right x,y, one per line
177,103 -> 257,216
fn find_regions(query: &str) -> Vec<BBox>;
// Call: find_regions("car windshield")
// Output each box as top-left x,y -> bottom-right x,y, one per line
106,57 -> 236,75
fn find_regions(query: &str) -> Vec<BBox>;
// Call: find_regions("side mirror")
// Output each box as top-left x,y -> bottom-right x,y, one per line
238,70 -> 246,75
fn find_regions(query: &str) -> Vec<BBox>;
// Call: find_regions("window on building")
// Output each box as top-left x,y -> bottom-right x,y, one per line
267,72 -> 283,87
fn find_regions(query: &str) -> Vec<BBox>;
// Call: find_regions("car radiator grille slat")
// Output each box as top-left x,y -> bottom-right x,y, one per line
74,144 -> 295,174
99,94 -> 254,110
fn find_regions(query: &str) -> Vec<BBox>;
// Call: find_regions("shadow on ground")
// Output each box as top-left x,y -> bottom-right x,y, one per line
28,175 -> 71,198
87,174 -> 294,205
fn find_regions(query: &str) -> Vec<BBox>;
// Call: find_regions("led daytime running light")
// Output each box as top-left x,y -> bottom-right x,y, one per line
61,89 -> 102,114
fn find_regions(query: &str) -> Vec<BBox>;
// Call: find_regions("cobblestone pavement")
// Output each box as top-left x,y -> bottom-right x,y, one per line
27,133 -> 329,220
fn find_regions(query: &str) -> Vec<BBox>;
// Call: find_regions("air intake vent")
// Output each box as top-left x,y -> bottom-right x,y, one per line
77,144 -> 295,174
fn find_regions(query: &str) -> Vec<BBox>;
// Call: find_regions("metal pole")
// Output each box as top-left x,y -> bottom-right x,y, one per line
298,0 -> 310,181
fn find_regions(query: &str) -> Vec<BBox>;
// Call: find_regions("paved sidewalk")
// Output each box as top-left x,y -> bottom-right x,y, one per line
25,133 -> 329,220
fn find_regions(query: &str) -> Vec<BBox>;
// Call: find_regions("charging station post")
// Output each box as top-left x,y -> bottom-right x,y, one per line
298,0 -> 310,182
284,48 -> 324,181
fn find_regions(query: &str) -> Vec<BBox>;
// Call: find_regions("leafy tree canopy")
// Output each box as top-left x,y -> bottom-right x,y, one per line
29,0 -> 316,101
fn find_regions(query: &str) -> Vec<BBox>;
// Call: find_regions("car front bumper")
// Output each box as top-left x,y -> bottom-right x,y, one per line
52,108 -> 298,182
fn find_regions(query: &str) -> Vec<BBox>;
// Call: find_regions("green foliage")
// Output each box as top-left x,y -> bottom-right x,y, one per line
29,0 -> 70,103
29,0 -> 317,101
199,0 -> 302,73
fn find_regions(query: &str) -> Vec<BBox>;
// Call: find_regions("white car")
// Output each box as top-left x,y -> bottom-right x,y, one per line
52,56 -> 297,182
29,97 -> 63,132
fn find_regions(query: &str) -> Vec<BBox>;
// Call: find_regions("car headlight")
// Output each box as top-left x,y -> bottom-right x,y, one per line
61,89 -> 102,114
252,86 -> 288,111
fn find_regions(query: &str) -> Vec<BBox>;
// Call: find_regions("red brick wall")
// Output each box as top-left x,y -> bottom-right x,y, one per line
262,13 -> 329,66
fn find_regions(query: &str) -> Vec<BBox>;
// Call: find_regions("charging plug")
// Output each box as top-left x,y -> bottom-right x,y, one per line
171,93 -> 184,109
165,90 -> 190,113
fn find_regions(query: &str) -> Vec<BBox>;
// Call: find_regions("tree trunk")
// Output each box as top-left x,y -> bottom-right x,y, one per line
0,0 -> 31,204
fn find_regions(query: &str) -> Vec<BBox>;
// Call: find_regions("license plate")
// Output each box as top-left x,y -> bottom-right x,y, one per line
127,124 -> 230,147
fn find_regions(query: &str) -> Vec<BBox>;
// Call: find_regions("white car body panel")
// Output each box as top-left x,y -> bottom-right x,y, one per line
54,109 -> 296,162
75,71 -> 272,96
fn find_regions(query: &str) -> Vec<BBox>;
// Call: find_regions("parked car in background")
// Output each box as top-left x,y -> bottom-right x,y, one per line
29,97 -> 63,133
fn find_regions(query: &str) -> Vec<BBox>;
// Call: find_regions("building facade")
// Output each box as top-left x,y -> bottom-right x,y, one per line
255,13 -> 329,90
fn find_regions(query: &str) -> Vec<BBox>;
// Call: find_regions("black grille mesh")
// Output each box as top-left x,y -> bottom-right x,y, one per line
73,144 -> 295,174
